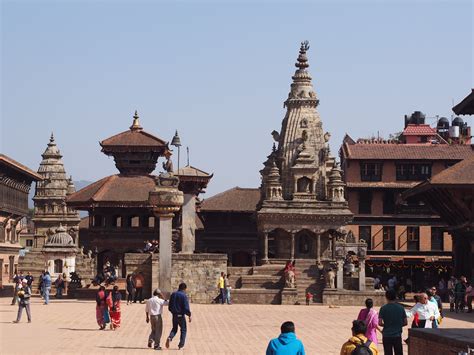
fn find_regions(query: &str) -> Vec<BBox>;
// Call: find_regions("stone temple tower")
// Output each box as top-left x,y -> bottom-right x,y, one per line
257,41 -> 353,264
32,133 -> 80,247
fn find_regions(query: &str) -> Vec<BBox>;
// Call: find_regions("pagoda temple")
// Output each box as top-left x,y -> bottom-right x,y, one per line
67,112 -> 212,275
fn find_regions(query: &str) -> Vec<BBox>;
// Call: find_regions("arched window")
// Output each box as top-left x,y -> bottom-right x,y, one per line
297,177 -> 312,193
299,234 -> 310,254
54,259 -> 63,274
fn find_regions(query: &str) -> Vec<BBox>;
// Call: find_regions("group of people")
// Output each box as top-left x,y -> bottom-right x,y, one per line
96,282 -> 192,351
92,261 -> 118,286
125,272 -> 145,304
265,284 -> 452,355
215,272 -> 232,304
447,275 -> 473,313
95,285 -> 122,330
144,240 -> 159,253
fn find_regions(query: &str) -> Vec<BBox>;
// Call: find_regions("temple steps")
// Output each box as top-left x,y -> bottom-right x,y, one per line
294,259 -> 325,304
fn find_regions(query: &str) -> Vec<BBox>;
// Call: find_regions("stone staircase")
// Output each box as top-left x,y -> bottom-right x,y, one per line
294,259 -> 325,304
230,262 -> 286,304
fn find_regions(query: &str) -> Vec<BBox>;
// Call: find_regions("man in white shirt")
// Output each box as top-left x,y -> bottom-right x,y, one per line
146,289 -> 169,350
408,293 -> 440,328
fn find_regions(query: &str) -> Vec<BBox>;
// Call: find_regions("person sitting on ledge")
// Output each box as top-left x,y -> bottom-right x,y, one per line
266,321 -> 305,355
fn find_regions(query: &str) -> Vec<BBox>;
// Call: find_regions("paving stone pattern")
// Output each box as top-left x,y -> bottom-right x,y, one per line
0,298 -> 472,354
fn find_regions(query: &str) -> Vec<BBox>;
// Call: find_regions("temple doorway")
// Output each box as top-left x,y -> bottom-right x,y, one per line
295,230 -> 315,259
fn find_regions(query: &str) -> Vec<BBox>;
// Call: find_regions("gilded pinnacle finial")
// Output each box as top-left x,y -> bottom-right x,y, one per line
50,132 -> 55,143
130,110 -> 143,131
295,40 -> 310,70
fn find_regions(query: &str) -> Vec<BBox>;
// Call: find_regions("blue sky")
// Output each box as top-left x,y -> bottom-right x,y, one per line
1,0 -> 472,197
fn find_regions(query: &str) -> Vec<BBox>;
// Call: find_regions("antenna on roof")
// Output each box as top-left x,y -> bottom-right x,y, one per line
186,146 -> 190,166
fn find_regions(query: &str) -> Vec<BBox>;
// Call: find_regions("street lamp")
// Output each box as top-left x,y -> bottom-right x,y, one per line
171,130 -> 182,171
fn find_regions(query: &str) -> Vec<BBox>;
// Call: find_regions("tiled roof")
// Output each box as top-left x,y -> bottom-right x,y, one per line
453,88 -> 474,115
429,154 -> 474,185
402,124 -> 436,136
175,165 -> 212,178
200,187 -> 260,212
100,129 -> 167,148
67,175 -> 156,206
341,143 -> 473,160
0,154 -> 42,180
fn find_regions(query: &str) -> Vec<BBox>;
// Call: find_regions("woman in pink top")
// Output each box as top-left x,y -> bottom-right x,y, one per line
357,298 -> 380,345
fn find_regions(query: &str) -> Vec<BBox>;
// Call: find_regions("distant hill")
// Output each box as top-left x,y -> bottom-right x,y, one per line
28,180 -> 93,208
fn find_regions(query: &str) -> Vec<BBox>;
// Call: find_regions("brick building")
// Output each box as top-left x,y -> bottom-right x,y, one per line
340,112 -> 473,291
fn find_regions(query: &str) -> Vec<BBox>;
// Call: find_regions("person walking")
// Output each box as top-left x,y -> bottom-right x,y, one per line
454,276 -> 467,313
13,280 -> 32,323
427,288 -> 443,326
107,285 -> 122,330
340,320 -> 379,355
25,272 -> 34,288
38,272 -> 44,298
464,281 -> 473,313
266,321 -> 305,355
42,271 -> 52,305
218,272 -> 225,304
146,288 -> 169,350
225,273 -> 232,305
133,272 -> 145,303
165,283 -> 192,350
96,285 -> 109,330
448,276 -> 456,312
378,289 -> 407,355
126,274 -> 135,305
356,298 -> 380,345
11,272 -> 22,306
55,274 -> 65,299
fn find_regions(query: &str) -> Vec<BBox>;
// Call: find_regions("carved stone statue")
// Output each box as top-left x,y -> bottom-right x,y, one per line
327,268 -> 336,289
284,261 -> 296,288
162,156 -> 174,173
87,249 -> 93,259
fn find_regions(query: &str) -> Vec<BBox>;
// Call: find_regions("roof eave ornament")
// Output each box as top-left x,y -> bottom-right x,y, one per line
130,110 -> 143,131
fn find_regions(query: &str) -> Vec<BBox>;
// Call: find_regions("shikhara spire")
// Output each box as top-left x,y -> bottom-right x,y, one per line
286,40 -> 318,107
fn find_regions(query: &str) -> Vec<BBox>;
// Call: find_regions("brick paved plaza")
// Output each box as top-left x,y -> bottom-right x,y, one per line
0,297 -> 472,354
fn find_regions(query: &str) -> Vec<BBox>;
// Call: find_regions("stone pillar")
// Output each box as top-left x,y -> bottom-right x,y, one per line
159,213 -> 174,293
316,233 -> 321,263
148,173 -> 184,295
290,232 -> 295,261
181,194 -> 196,253
336,260 -> 344,289
359,259 -> 366,291
262,232 -> 269,264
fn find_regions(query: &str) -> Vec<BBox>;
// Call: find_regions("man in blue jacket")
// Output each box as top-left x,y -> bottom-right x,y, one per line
165,283 -> 191,350
266,321 -> 305,355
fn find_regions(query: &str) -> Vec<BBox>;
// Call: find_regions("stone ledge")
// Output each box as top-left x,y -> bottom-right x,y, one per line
408,328 -> 474,348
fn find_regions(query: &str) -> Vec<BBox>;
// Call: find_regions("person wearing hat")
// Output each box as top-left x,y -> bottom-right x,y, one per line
13,279 -> 32,323
145,288 -> 169,350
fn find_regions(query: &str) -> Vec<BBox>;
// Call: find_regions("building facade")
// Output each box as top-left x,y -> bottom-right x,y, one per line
340,111 -> 473,290
0,154 -> 41,286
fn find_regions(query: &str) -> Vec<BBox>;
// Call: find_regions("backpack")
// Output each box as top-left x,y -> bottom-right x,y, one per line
351,337 -> 373,355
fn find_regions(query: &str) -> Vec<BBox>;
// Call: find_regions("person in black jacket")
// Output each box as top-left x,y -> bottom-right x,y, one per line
165,283 -> 192,350
13,280 -> 31,323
